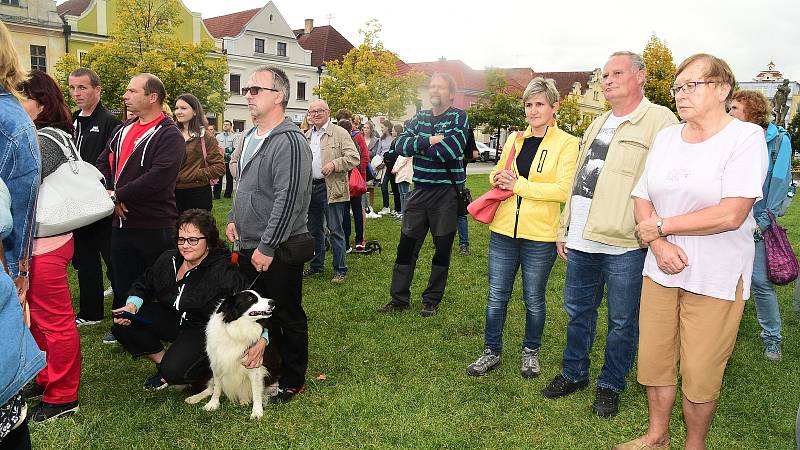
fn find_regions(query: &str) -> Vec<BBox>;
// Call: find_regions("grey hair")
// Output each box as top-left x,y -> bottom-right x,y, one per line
253,66 -> 290,110
430,72 -> 457,93
523,77 -> 560,106
610,51 -> 646,71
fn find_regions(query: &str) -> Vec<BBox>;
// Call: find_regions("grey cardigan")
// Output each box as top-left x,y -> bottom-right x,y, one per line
227,119 -> 312,257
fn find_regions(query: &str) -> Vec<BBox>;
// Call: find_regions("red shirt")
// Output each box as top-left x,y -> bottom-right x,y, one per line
112,113 -> 164,182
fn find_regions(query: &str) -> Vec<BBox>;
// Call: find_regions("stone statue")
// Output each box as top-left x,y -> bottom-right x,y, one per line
773,79 -> 790,125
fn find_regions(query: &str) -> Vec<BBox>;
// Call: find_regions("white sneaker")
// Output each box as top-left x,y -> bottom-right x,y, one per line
103,288 -> 113,297
378,207 -> 390,214
75,317 -> 100,327
366,212 -> 381,219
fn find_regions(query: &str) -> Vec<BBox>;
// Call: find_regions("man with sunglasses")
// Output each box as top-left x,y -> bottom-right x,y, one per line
543,51 -> 677,418
227,66 -> 313,404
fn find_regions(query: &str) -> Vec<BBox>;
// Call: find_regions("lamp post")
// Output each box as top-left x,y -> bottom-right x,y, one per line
317,64 -> 326,86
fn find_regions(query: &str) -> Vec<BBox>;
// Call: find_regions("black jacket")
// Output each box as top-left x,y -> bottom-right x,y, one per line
127,246 -> 244,330
72,102 -> 121,166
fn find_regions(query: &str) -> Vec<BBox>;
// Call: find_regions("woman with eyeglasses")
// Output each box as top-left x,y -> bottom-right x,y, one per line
615,54 -> 767,450
112,209 -> 246,390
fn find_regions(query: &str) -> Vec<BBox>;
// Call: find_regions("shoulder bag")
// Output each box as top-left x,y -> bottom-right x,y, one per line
467,132 -> 522,224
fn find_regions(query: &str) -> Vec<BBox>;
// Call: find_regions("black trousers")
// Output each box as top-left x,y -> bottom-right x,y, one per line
238,249 -> 307,390
176,186 -> 212,214
213,162 -> 234,198
390,175 -> 401,212
72,218 -> 120,320
0,420 -> 31,450
113,302 -> 211,385
109,228 -> 174,308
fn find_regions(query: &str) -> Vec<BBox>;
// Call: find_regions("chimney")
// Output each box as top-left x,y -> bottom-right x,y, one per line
304,19 -> 313,34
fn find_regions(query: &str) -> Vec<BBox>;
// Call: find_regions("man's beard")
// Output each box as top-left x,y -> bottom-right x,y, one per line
430,97 -> 441,107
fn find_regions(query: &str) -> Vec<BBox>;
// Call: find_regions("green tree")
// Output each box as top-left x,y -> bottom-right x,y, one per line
642,34 -> 676,113
556,93 -> 593,137
315,20 -> 425,119
788,112 -> 800,168
54,0 -> 228,114
466,68 -> 525,144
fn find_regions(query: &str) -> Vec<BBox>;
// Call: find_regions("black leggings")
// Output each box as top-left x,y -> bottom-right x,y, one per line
176,186 -> 212,214
113,302 -> 211,385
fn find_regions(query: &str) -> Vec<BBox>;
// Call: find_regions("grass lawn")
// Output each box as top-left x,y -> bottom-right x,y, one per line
31,174 -> 798,449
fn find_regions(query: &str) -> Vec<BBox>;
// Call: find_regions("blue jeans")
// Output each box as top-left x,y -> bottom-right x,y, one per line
751,240 -> 782,344
307,183 -> 347,274
484,232 -> 556,353
457,215 -> 469,246
397,181 -> 410,213
561,248 -> 647,393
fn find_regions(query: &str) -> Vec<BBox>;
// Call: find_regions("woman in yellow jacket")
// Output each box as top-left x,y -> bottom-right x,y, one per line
467,78 -> 579,378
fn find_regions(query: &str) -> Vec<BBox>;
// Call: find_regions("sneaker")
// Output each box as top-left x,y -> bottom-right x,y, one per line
21,382 -> 45,400
346,246 -> 353,254
459,244 -> 470,256
143,371 -> 168,390
419,303 -> 438,317
520,347 -> 540,378
764,341 -> 782,362
75,317 -> 100,327
355,242 -> 365,252
466,348 -> 501,376
394,213 -> 403,221
266,385 -> 305,404
103,287 -> 113,297
29,401 -> 79,422
331,272 -> 346,283
592,386 -> 620,417
378,207 -> 391,214
376,301 -> 409,313
366,211 -> 381,219
303,268 -> 323,278
542,374 -> 589,399
101,332 -> 117,345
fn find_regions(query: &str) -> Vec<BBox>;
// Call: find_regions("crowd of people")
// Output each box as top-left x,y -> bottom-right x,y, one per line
0,17 -> 797,449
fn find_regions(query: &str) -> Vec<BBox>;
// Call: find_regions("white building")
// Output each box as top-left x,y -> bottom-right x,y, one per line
204,2 -> 318,131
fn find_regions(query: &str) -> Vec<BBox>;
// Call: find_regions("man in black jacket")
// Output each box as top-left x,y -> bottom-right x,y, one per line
68,68 -> 122,332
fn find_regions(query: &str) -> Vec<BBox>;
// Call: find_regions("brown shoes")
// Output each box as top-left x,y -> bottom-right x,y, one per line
612,438 -> 669,450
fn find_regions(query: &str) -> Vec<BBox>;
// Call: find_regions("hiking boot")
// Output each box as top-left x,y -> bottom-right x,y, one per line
592,386 -> 620,417
466,348 -> 501,376
764,341 -> 782,362
101,332 -> 117,345
303,268 -> 323,278
75,317 -> 101,327
267,385 -> 305,404
29,401 -> 79,422
459,244 -> 470,256
542,374 -> 589,399
376,301 -> 409,313
21,382 -> 45,400
520,347 -> 540,378
419,303 -> 438,317
331,272 -> 346,284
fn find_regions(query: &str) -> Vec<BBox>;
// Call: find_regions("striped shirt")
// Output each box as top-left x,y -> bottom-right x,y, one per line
395,107 -> 469,189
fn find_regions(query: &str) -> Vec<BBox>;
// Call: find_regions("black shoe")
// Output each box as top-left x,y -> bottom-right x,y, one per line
592,386 -> 620,417
267,385 -> 305,404
376,301 -> 409,313
419,303 -> 438,317
21,382 -> 45,400
303,268 -> 323,278
29,400 -> 79,422
541,374 -> 589,399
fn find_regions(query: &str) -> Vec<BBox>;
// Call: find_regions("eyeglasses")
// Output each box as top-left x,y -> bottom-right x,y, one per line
241,86 -> 279,96
670,81 -> 717,97
308,108 -> 329,115
177,236 -> 207,246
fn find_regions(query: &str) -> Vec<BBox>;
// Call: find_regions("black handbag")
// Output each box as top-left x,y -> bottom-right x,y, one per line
275,232 -> 315,265
444,164 -> 471,217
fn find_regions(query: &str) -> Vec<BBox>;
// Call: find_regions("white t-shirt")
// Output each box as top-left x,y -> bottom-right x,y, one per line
631,119 -> 768,301
240,128 -> 270,169
567,113 -> 638,254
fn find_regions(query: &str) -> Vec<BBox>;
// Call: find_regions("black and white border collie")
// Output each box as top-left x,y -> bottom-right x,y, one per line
185,290 -> 275,419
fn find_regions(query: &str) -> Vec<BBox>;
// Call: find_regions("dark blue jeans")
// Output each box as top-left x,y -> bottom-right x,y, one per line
307,182 -> 347,274
561,248 -> 646,393
484,232 -> 556,353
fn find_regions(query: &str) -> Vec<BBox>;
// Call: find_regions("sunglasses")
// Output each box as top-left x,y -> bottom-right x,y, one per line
241,85 -> 279,96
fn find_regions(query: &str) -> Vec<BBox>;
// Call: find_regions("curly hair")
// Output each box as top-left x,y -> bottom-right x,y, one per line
731,90 -> 771,129
175,209 -> 222,249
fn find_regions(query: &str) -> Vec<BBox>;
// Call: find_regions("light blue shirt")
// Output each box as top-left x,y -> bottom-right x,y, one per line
310,121 -> 329,180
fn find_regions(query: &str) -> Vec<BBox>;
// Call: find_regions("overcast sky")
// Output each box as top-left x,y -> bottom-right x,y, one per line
183,0 -> 797,80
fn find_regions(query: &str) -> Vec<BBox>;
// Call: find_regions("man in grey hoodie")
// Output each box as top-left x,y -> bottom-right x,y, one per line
226,66 -> 312,403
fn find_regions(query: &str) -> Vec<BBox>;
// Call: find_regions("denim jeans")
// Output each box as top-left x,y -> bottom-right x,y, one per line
307,182 -> 347,274
343,195 -> 364,246
397,181 -> 410,213
751,240 -> 782,344
484,232 -> 556,353
457,215 -> 469,246
380,171 -> 392,209
561,248 -> 646,393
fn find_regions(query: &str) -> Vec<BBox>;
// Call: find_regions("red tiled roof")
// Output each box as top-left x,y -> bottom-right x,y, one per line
203,8 -> 260,39
57,0 -> 92,16
533,71 -> 594,99
294,25 -> 354,67
407,60 -> 486,92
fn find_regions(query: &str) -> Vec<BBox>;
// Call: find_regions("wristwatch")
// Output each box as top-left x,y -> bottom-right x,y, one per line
109,192 -> 119,204
656,218 -> 666,237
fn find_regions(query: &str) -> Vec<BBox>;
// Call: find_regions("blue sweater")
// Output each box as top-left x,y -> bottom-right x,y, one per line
754,122 -> 792,231
395,107 -> 469,189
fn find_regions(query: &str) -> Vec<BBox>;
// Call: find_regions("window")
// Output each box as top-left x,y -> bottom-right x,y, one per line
296,81 -> 306,100
254,38 -> 265,54
1,0 -> 20,6
277,42 -> 287,57
233,120 -> 246,132
30,46 -> 46,72
77,50 -> 88,64
229,74 -> 241,94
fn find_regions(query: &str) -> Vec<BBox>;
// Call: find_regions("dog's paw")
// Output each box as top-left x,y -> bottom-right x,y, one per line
250,407 -> 263,420
185,393 -> 205,404
202,400 -> 220,411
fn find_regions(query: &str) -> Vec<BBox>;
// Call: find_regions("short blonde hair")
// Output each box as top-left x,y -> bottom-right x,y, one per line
523,77 -> 560,106
731,90 -> 771,129
0,21 -> 25,100
676,53 -> 736,103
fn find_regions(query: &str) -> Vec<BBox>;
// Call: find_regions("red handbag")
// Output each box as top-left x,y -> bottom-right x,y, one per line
467,132 -> 522,224
349,168 -> 367,197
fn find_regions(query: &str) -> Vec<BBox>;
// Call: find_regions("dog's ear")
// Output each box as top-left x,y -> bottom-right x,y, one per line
217,292 -> 249,324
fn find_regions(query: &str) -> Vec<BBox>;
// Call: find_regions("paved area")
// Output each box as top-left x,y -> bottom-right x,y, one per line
467,161 -> 496,174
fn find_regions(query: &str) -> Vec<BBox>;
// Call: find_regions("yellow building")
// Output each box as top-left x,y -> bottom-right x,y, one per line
1,0 -> 66,75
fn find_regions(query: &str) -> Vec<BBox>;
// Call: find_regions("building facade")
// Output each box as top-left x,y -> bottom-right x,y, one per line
738,61 -> 799,125
1,0 -> 66,75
